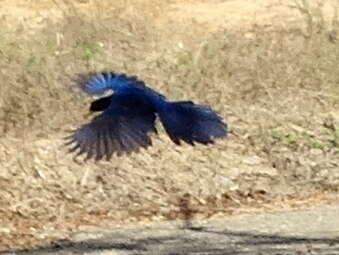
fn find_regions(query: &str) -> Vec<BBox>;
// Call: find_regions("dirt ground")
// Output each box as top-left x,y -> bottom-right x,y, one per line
0,0 -> 339,250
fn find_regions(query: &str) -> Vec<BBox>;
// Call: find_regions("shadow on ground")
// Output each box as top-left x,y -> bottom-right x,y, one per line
2,225 -> 339,255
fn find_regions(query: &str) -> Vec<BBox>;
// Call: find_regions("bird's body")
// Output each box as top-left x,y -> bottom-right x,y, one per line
66,72 -> 227,160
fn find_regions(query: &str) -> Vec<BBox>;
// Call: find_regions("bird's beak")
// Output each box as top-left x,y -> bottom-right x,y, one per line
84,111 -> 95,118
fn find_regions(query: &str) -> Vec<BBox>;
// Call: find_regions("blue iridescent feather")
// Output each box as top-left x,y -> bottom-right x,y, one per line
66,72 -> 227,160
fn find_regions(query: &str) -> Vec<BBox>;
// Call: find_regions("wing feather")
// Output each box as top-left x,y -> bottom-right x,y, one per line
66,93 -> 157,160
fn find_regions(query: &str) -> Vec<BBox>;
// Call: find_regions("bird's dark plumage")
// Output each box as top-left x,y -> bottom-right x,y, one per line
66,72 -> 227,160
89,95 -> 112,112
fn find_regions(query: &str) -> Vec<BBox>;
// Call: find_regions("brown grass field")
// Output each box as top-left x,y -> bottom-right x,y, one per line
0,0 -> 339,249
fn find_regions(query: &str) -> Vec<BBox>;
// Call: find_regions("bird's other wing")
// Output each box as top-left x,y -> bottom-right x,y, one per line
80,71 -> 167,99
158,101 -> 227,145
81,72 -> 117,95
65,93 -> 157,160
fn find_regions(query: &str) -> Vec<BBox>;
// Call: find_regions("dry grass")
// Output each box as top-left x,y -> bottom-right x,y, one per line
0,0 -> 339,249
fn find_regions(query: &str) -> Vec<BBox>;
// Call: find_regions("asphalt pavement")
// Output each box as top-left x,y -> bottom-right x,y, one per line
2,204 -> 339,255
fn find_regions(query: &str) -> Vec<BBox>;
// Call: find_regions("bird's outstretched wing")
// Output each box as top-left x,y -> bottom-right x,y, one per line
65,93 -> 157,160
158,101 -> 227,145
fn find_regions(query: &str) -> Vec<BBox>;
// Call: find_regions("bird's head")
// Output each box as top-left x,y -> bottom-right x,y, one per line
84,95 -> 113,118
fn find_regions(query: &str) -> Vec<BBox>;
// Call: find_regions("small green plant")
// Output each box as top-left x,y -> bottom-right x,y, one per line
78,41 -> 100,59
271,127 -> 289,141
302,133 -> 326,149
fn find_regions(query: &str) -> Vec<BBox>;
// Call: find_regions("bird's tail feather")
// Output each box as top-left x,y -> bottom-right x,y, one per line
158,101 -> 227,145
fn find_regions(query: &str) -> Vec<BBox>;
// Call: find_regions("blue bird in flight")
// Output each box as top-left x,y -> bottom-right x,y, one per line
66,72 -> 227,160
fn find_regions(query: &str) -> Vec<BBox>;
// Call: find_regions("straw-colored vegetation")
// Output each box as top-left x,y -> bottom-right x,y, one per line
0,0 -> 338,249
